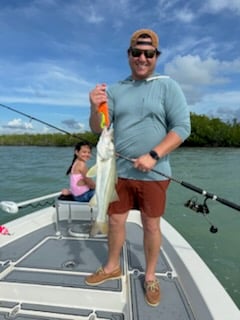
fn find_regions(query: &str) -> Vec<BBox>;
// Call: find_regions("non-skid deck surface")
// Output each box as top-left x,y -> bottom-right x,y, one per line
0,221 -> 195,320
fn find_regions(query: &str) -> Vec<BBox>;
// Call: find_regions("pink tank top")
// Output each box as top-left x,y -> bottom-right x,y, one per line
69,162 -> 89,196
70,174 -> 89,196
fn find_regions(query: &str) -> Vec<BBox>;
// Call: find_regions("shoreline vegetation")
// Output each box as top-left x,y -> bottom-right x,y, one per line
0,113 -> 240,147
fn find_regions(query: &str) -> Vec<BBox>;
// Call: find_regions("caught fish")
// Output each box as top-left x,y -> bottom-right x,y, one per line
87,127 -> 118,237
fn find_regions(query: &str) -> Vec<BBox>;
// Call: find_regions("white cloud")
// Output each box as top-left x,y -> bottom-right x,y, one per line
80,4 -> 104,24
176,8 -> 195,23
220,59 -> 240,73
157,0 -> 180,13
204,0 -> 240,14
156,0 -> 196,23
0,0 -> 239,132
62,119 -> 85,131
160,36 -> 219,65
165,55 -> 228,86
201,91 -> 240,105
190,91 -> 240,121
0,60 -> 93,107
2,118 -> 34,130
164,55 -> 240,104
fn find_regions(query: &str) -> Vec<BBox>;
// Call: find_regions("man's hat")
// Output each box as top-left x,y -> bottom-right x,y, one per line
130,29 -> 159,49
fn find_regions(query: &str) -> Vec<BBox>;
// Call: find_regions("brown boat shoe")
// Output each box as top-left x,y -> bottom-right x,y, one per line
144,279 -> 161,307
85,266 -> 122,286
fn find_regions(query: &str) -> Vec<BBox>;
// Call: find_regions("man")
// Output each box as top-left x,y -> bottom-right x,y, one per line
85,29 -> 191,307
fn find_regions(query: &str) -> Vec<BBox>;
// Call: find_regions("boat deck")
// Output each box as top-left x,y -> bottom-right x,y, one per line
0,217 -> 195,320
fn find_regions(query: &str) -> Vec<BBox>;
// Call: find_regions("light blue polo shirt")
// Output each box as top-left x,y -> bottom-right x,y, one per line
107,74 -> 191,181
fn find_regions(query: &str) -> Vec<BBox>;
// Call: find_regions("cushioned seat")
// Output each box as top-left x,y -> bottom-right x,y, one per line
55,196 -> 94,236
58,194 -> 75,201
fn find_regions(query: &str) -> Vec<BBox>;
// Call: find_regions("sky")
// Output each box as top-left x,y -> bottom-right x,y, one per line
0,0 -> 240,134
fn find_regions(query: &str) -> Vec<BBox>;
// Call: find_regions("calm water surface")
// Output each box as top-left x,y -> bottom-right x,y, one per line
0,146 -> 240,309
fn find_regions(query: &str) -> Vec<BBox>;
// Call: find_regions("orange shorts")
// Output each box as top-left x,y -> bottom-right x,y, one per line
108,178 -> 170,218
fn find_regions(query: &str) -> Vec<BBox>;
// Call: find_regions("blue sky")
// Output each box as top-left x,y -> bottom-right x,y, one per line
0,0 -> 240,134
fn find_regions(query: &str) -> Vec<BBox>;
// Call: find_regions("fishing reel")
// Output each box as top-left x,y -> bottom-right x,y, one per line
184,197 -> 218,233
184,197 -> 209,214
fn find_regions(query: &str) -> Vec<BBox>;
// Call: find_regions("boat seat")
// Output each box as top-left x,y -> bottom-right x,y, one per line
54,194 -> 94,236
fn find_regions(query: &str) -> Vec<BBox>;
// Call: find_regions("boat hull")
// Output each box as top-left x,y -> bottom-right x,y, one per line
0,198 -> 239,319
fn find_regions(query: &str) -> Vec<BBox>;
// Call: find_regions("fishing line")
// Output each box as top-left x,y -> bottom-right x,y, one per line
116,153 -> 240,214
2,103 -> 239,217
117,154 -> 239,233
0,103 -> 84,140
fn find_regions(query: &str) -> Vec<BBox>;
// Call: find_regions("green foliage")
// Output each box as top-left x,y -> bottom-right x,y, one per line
0,131 -> 99,147
184,113 -> 240,147
0,114 -> 239,147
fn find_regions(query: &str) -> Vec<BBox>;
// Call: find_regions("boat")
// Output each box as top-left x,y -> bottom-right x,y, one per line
0,192 -> 239,320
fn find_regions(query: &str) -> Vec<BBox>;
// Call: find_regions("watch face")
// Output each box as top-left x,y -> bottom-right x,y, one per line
149,150 -> 159,160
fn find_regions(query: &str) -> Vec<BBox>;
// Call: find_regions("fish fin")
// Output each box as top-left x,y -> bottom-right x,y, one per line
86,164 -> 97,177
111,189 -> 119,202
90,221 -> 108,237
89,194 -> 97,207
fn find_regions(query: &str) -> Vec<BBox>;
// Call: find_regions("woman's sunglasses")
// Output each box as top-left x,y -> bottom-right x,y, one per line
129,48 -> 160,59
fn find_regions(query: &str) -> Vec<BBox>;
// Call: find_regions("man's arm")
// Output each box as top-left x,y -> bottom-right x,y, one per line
153,130 -> 183,158
133,131 -> 183,171
89,108 -> 102,133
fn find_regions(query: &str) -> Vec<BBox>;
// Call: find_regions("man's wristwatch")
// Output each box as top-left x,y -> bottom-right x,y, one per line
149,150 -> 160,161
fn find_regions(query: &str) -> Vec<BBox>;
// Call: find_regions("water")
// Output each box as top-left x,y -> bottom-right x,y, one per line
0,146 -> 240,309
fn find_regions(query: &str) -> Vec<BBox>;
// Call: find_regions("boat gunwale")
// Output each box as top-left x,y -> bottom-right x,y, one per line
0,196 -> 239,319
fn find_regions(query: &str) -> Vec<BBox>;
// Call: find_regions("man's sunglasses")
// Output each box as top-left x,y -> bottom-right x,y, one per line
129,48 -> 160,59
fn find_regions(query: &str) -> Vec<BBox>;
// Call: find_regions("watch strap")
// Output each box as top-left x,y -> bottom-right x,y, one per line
149,150 -> 160,161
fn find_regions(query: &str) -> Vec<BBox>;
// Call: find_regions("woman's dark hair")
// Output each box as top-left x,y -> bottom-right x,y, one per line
66,141 -> 92,175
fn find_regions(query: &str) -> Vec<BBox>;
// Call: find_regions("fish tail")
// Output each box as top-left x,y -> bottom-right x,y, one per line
90,221 -> 108,237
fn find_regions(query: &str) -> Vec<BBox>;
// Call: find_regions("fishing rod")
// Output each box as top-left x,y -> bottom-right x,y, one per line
2,103 -> 240,224
0,103 -> 83,140
117,153 -> 240,233
117,153 -> 240,211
